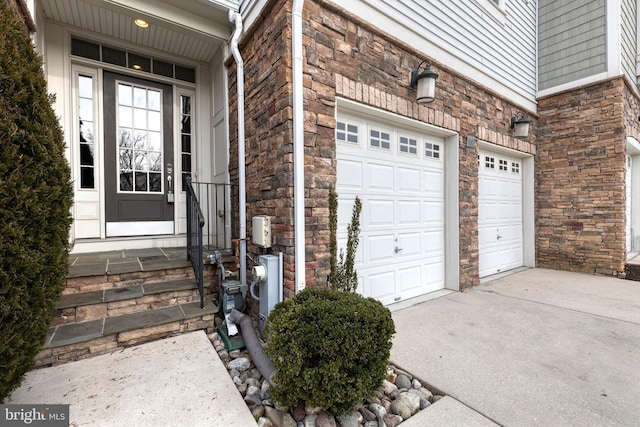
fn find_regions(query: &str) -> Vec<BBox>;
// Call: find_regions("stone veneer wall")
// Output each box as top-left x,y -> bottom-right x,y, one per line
228,0 -> 536,295
227,0 -> 300,297
536,78 -> 627,275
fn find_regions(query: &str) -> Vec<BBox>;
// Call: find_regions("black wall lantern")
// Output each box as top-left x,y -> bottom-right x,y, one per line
510,113 -> 531,139
410,61 -> 439,104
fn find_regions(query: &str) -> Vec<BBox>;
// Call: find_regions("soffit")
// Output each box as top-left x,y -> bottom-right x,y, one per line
38,0 -> 235,63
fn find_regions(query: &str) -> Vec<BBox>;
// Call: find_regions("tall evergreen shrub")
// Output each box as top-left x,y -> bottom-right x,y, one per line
0,2 -> 73,401
328,185 -> 361,292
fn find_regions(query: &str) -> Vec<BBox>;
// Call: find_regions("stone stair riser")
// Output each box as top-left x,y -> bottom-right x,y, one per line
51,288 -> 214,325
36,313 -> 215,367
63,267 -> 210,294
39,260 -> 220,368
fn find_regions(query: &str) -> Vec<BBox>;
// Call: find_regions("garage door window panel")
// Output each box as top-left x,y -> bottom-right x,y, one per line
485,156 -> 495,169
399,135 -> 418,156
425,142 -> 441,159
369,127 -> 392,151
337,120 -> 360,145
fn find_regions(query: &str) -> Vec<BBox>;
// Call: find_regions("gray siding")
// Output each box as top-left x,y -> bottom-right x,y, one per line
362,0 -> 537,102
538,0 -> 607,91
240,0 -> 537,105
621,0 -> 637,83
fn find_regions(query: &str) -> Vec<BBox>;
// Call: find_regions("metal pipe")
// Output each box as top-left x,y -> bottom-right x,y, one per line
229,309 -> 276,385
229,10 -> 247,287
292,0 -> 306,292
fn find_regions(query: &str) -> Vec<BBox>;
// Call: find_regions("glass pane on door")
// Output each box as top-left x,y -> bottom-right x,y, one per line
116,82 -> 163,193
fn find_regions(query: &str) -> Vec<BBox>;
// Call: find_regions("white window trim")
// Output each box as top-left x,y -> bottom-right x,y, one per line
72,65 -> 100,193
177,88 -> 197,194
472,0 -> 507,25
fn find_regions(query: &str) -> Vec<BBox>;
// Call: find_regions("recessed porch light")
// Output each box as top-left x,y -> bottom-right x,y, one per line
134,19 -> 149,28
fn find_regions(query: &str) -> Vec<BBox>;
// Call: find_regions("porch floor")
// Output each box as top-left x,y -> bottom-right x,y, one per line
68,247 -> 191,277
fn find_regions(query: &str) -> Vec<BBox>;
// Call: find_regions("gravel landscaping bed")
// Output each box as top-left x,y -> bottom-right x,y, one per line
208,318 -> 442,427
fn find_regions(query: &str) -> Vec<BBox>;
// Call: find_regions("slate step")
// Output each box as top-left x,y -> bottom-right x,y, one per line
37,248 -> 229,367
56,278 -> 199,309
52,278 -> 211,324
67,257 -> 193,279
44,300 -> 219,349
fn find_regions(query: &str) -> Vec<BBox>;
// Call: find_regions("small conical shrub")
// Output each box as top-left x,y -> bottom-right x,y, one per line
0,2 -> 73,401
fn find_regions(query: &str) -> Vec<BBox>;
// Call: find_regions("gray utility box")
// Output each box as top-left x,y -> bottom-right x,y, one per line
258,254 -> 280,334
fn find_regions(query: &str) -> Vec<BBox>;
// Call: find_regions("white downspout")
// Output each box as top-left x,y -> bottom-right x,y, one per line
229,10 -> 247,286
292,0 -> 306,292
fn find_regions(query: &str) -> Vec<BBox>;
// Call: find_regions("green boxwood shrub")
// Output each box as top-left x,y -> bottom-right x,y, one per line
0,2 -> 73,401
264,287 -> 395,416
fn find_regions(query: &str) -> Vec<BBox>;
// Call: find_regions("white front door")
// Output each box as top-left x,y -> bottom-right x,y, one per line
478,150 -> 524,277
336,114 -> 446,305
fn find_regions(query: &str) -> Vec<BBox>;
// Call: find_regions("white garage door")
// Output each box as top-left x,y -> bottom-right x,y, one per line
626,155 -> 632,253
336,114 -> 445,305
478,150 -> 524,277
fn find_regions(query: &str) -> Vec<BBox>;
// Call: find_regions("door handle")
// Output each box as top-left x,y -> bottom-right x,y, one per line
166,163 -> 174,203
395,246 -> 403,254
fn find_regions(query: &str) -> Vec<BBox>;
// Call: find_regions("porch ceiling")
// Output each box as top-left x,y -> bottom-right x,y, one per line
38,0 -> 237,63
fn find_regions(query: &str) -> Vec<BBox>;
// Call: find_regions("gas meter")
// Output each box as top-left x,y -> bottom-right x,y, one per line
219,280 -> 248,314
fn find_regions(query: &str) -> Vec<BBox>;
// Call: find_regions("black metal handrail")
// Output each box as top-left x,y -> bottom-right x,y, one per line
186,177 -> 206,308
191,181 -> 232,251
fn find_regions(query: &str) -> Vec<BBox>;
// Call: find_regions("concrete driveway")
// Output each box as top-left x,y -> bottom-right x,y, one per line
391,268 -> 640,426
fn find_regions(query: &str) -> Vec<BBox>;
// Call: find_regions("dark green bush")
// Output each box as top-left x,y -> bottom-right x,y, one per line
264,287 -> 395,416
0,2 -> 73,402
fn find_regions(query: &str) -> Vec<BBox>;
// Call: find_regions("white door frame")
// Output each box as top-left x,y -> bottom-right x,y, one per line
50,25 -> 210,253
626,137 -> 640,255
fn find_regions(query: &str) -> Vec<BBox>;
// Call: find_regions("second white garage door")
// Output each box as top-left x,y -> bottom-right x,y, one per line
336,113 -> 446,305
478,150 -> 524,277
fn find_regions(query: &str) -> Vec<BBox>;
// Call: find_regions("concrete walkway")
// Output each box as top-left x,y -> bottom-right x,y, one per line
8,331 -> 256,427
9,268 -> 639,426
391,268 -> 640,426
